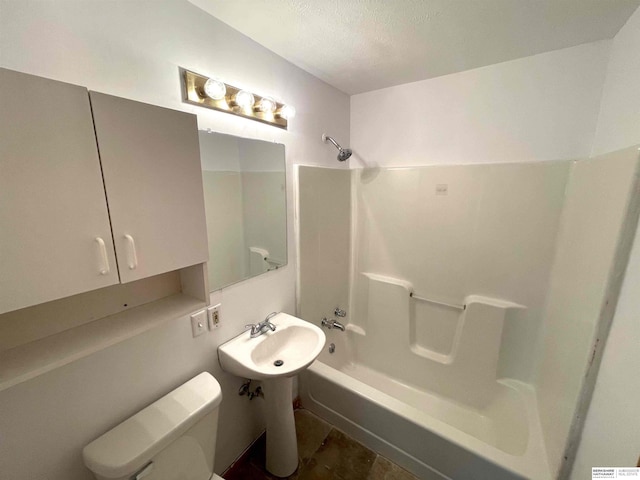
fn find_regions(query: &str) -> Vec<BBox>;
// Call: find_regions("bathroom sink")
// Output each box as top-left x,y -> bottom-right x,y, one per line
218,312 -> 326,380
219,313 -> 326,476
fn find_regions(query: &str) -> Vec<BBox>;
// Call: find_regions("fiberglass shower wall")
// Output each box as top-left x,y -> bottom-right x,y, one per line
349,162 -> 570,390
298,147 -> 639,476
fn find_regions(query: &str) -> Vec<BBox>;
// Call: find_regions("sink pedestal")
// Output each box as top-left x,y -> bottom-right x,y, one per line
263,376 -> 298,477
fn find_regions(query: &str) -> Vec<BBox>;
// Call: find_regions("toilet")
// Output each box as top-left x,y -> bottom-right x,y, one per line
83,372 -> 224,480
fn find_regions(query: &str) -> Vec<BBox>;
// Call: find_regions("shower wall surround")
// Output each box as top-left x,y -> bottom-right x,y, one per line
297,167 -> 351,321
571,6 -> 640,478
298,147 -> 639,479
537,150 -> 640,474
350,162 -> 570,384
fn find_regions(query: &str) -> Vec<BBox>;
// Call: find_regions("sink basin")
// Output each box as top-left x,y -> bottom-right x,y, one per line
218,312 -> 326,380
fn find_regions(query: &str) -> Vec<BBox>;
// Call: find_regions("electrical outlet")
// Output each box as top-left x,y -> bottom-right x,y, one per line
208,304 -> 221,329
190,310 -> 207,337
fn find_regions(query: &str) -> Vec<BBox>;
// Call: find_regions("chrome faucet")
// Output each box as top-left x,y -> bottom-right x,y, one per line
334,307 -> 347,318
246,312 -> 278,338
321,317 -> 345,331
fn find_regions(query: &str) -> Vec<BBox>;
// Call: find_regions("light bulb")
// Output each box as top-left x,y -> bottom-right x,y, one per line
203,78 -> 226,100
234,90 -> 255,110
277,104 -> 296,120
257,96 -> 277,114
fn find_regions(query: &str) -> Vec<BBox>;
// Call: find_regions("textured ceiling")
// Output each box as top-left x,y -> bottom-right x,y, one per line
189,0 -> 640,95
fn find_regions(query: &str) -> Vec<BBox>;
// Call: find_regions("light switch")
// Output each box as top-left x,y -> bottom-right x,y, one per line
190,310 -> 207,337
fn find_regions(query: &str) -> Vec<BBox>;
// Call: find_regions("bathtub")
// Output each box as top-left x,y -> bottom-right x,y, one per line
300,352 -> 552,480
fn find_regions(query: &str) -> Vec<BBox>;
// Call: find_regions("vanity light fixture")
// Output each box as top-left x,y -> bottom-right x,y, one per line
256,96 -> 276,114
203,77 -> 226,100
180,68 -> 293,130
276,104 -> 296,120
232,90 -> 255,111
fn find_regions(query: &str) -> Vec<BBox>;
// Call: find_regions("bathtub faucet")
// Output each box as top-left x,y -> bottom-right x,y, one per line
321,317 -> 346,331
245,312 -> 277,338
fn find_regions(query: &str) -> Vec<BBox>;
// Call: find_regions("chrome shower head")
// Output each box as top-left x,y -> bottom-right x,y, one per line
337,148 -> 352,161
322,133 -> 352,162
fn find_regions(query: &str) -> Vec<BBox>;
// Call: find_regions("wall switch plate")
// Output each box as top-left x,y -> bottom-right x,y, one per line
190,310 -> 207,337
208,304 -> 221,329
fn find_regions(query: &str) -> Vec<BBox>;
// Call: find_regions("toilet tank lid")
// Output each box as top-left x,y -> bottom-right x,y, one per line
83,372 -> 222,479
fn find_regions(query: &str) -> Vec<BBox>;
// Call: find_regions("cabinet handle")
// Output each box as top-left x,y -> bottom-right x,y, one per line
94,237 -> 110,275
124,234 -> 138,270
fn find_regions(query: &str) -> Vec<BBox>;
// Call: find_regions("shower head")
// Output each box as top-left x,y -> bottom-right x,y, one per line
337,148 -> 353,162
322,133 -> 352,162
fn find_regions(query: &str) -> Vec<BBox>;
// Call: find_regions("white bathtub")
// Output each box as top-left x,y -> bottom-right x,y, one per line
298,275 -> 553,478
300,356 -> 552,480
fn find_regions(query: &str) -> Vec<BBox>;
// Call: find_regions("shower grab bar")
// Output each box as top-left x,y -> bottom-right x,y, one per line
409,292 -> 466,311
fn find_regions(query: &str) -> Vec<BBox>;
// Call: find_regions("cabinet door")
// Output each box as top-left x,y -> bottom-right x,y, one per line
0,69 -> 119,314
89,93 -> 208,283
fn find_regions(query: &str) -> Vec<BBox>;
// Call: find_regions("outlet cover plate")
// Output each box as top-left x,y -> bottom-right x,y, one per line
208,304 -> 221,329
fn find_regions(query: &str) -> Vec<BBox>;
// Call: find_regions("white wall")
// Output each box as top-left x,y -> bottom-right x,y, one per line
572,6 -> 640,478
591,7 -> 640,157
0,1 -> 349,478
351,41 -> 610,167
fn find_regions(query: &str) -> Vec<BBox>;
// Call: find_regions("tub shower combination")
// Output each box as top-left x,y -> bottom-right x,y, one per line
302,282 -> 547,480
296,147 -> 640,480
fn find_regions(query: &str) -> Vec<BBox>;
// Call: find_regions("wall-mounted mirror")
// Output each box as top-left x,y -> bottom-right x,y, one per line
198,130 -> 287,292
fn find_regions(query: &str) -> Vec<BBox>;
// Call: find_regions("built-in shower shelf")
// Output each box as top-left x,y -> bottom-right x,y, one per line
0,293 -> 206,392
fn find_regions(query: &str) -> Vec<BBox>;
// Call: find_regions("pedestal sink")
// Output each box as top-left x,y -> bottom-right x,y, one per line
218,313 -> 326,477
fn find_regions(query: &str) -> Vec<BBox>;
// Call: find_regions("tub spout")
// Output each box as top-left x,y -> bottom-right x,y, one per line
321,317 -> 346,331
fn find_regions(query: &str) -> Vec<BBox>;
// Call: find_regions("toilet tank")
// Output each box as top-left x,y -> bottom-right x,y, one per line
83,372 -> 223,480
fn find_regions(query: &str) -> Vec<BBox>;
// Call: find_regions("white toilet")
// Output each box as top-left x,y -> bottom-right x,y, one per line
83,372 -> 224,480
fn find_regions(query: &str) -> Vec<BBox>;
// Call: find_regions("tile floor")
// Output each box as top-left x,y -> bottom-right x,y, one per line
223,409 -> 419,480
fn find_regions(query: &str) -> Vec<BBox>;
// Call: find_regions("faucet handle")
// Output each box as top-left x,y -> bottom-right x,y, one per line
334,307 -> 347,318
264,312 -> 278,322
